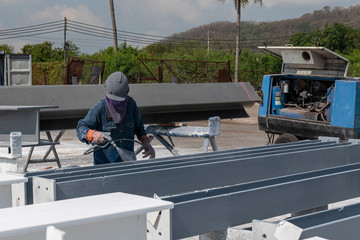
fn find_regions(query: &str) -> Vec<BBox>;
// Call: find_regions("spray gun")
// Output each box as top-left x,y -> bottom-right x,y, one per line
84,132 -> 153,161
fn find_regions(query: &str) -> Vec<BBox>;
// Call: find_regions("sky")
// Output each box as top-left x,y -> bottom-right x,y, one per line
0,0 -> 359,54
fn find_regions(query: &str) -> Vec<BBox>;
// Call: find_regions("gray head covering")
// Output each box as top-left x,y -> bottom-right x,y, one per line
104,72 -> 129,101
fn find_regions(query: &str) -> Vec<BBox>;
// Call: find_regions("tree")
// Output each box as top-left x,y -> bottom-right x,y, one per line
92,42 -> 144,79
320,23 -> 360,54
22,41 -> 55,62
290,22 -> 360,55
21,41 -> 80,85
218,0 -> 262,82
0,44 -> 14,53
21,41 -> 80,62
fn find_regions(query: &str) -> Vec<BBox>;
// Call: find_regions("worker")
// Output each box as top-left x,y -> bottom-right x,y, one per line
76,71 -> 155,165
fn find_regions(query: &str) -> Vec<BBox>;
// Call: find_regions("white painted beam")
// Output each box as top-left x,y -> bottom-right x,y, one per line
0,192 -> 173,240
0,173 -> 27,208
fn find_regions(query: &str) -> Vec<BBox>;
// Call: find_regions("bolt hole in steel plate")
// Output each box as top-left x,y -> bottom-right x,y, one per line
302,51 -> 311,61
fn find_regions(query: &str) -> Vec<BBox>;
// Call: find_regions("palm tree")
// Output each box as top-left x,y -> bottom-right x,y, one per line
218,0 -> 262,82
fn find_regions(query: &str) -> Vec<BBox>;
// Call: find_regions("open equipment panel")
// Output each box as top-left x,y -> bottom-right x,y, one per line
258,45 -> 360,143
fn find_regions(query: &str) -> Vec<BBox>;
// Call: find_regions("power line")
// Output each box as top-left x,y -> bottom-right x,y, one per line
0,25 -> 63,37
67,21 -> 211,47
68,21 -> 167,42
68,28 -> 162,45
0,20 -> 63,34
67,22 -> 227,48
2,18 -> 360,52
0,29 -> 63,41
0,18 -> 297,49
67,19 -> 214,42
68,19 -> 255,44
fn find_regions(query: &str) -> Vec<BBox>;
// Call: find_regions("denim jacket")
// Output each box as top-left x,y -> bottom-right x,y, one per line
76,97 -> 146,164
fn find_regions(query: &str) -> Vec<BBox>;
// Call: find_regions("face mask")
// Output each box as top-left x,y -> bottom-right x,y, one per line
105,95 -> 129,123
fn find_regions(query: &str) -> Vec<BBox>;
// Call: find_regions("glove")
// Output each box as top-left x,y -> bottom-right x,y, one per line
87,129 -> 104,144
139,135 -> 155,159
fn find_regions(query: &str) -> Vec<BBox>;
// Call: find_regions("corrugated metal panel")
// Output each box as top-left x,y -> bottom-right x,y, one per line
6,54 -> 32,86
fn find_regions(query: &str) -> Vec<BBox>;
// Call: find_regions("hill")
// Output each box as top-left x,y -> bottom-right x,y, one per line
166,5 -> 360,50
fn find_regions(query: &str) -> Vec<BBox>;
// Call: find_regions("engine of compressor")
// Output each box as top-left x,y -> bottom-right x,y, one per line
271,78 -> 334,122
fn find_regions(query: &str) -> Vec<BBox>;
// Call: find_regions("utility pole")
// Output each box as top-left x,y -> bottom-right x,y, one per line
235,2 -> 241,82
63,17 -> 69,84
63,17 -> 67,63
207,30 -> 210,53
109,0 -> 118,52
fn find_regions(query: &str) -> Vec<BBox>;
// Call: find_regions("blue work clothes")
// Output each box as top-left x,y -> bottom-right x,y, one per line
76,97 -> 147,165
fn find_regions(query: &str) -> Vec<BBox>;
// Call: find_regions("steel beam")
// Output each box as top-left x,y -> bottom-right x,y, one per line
27,141 -> 360,205
27,140 -> 331,203
164,163 -> 360,239
0,106 -> 56,145
0,174 -> 27,208
36,142 -> 348,182
26,140 -> 325,178
27,140 -> 337,204
285,202 -> 360,240
0,83 -> 259,130
252,201 -> 360,240
0,193 -> 173,240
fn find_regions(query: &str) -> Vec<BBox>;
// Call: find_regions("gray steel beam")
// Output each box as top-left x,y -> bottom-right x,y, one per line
0,83 -> 259,129
28,140 -> 330,203
43,142 -> 348,182
26,140 -> 340,179
28,140 -> 338,180
164,163 -> 360,239
285,202 -> 360,240
26,140 -> 324,177
29,141 -> 360,205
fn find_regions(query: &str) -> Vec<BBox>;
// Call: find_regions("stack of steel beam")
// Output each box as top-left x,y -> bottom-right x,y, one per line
24,140 -> 360,203
165,162 -> 360,239
19,139 -> 360,239
0,83 -> 259,130
251,201 -> 360,240
275,201 -> 360,240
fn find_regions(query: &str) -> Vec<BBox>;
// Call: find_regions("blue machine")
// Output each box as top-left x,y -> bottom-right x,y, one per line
258,46 -> 360,142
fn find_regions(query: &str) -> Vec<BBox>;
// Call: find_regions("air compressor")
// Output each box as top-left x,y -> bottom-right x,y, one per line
258,45 -> 360,143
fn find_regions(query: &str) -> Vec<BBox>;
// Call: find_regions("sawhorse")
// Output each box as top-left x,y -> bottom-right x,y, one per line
145,116 -> 220,156
22,130 -> 65,172
0,105 -> 63,172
